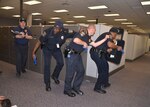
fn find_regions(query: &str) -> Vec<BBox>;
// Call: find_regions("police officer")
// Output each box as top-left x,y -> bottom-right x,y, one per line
13,18 -> 32,77
64,24 -> 109,97
90,27 -> 122,94
32,20 -> 74,91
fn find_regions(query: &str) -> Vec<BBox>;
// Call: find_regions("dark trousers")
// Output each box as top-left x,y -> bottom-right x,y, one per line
43,48 -> 64,85
90,51 -> 109,90
64,54 -> 85,92
16,44 -> 28,73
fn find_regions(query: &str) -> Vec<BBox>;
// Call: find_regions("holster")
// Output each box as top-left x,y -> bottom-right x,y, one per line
91,48 -> 106,58
64,48 -> 70,58
64,48 -> 81,58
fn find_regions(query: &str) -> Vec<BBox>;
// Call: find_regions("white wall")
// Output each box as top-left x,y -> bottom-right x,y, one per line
126,34 -> 149,60
146,39 -> 150,52
86,24 -> 127,78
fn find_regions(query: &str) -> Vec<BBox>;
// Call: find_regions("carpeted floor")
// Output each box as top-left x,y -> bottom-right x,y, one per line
0,54 -> 150,107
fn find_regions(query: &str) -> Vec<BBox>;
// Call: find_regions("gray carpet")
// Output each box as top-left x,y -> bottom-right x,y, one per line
0,54 -> 150,107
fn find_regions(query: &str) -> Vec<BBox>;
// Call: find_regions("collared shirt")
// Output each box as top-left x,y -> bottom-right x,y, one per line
39,27 -> 75,50
14,26 -> 32,45
94,32 -> 112,52
69,33 -> 91,53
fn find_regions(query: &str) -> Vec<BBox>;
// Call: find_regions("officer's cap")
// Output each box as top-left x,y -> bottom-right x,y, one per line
19,18 -> 26,22
109,27 -> 119,33
54,20 -> 63,29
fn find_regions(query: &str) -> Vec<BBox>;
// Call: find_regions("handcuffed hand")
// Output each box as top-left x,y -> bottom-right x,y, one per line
107,48 -> 113,53
117,46 -> 122,51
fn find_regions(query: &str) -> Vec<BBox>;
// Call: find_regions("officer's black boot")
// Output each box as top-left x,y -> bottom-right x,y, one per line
102,83 -> 111,89
16,72 -> 21,78
51,75 -> 60,84
22,69 -> 26,73
94,86 -> 106,94
45,83 -> 51,91
0,71 -> 2,74
64,91 -> 76,97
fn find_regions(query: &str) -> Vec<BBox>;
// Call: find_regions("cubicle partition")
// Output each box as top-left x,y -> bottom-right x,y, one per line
0,24 -> 126,81
0,25 -> 82,80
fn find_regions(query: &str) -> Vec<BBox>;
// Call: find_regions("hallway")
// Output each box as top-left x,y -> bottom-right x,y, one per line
0,54 -> 150,107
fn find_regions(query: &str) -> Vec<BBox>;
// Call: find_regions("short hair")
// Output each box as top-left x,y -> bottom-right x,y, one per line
1,99 -> 12,107
87,24 -> 95,30
109,27 -> 119,33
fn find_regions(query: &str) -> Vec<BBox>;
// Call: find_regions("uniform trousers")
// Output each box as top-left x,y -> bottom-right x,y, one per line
15,44 -> 28,73
64,54 -> 84,92
90,51 -> 109,90
43,48 -> 64,85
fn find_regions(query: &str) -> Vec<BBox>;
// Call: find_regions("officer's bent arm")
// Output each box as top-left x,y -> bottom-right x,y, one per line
90,37 -> 107,47
73,38 -> 87,46
15,34 -> 25,38
25,34 -> 33,39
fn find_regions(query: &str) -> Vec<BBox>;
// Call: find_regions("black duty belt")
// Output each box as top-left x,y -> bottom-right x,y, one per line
91,48 -> 106,58
91,48 -> 106,53
69,49 -> 81,55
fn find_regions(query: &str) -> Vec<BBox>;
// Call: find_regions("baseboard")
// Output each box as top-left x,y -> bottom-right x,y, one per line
126,54 -> 145,62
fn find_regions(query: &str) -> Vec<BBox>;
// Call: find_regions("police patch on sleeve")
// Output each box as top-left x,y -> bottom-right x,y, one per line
42,31 -> 46,37
61,36 -> 64,40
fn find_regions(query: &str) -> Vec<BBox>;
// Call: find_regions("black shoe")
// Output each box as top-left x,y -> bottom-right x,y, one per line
16,72 -> 21,77
64,91 -> 76,97
22,69 -> 26,73
73,89 -> 84,96
102,83 -> 111,89
94,88 -> 106,94
46,83 -> 51,91
51,76 -> 60,84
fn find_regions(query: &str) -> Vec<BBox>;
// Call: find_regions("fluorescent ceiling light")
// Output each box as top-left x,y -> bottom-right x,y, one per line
87,20 -> 96,22
99,23 -> 107,24
1,6 -> 14,10
73,16 -> 86,18
88,5 -> 108,10
24,0 -> 42,5
32,13 -> 42,15
50,17 -> 61,19
141,1 -> 150,5
127,25 -> 137,27
33,19 -> 42,20
49,21 -> 55,23
12,15 -> 20,17
114,19 -> 127,21
147,12 -> 150,14
54,9 -> 68,13
121,22 -> 133,24
104,14 -> 119,16
78,23 -> 88,27
64,24 -> 69,26
66,21 -> 75,23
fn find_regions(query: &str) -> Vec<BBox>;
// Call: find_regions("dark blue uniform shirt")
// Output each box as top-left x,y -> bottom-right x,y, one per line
14,26 -> 32,45
40,27 -> 74,50
69,33 -> 90,53
94,32 -> 111,52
